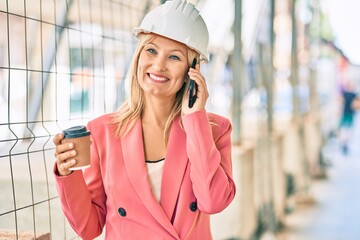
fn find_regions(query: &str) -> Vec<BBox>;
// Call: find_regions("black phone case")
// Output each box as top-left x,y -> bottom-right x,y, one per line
188,58 -> 197,108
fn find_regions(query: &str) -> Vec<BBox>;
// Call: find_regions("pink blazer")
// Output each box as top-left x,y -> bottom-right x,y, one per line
55,110 -> 236,240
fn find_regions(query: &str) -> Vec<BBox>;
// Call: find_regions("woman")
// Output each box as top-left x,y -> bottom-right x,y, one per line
338,80 -> 360,154
53,0 -> 236,239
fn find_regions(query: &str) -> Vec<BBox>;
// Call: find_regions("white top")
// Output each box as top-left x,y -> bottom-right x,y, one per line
146,159 -> 165,202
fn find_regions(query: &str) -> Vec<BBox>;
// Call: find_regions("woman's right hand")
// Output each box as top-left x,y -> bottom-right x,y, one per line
53,133 -> 77,176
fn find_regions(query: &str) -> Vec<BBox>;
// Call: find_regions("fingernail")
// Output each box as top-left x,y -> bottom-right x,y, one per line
71,150 -> 76,156
71,159 -> 76,164
68,143 -> 73,148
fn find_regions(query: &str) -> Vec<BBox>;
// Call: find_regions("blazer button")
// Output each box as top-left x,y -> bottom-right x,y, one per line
118,207 -> 126,217
190,202 -> 197,212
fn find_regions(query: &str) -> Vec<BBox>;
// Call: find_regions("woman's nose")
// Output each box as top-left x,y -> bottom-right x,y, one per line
152,56 -> 167,72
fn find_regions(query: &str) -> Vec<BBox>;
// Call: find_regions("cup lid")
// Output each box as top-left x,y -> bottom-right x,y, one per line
63,125 -> 90,138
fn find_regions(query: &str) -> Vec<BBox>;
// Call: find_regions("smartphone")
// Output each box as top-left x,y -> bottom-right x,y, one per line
188,58 -> 198,108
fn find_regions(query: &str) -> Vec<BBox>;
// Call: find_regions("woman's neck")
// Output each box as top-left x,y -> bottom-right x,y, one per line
141,96 -> 174,127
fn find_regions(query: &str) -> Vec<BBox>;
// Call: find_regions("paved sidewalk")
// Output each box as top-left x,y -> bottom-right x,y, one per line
277,114 -> 360,240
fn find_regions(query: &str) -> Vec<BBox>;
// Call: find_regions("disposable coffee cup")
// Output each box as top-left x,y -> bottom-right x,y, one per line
61,125 -> 91,171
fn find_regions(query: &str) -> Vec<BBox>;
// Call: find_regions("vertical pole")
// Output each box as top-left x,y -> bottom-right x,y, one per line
268,0 -> 275,134
268,0 -> 277,232
232,0 -> 243,145
290,0 -> 312,195
310,0 -> 327,173
309,0 -> 320,113
290,0 -> 299,118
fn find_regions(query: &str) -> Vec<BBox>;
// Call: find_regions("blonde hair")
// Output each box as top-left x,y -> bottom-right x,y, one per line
111,33 -> 199,144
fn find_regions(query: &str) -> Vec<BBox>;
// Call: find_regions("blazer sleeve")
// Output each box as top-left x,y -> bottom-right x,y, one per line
54,123 -> 106,240
182,110 -> 236,214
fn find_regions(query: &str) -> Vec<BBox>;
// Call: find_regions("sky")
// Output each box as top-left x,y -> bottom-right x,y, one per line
326,0 -> 360,65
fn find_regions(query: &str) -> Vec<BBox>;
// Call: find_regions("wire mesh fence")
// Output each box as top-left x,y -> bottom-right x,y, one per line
0,0 -> 159,238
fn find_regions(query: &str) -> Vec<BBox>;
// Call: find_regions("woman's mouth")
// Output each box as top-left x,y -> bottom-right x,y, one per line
148,73 -> 169,82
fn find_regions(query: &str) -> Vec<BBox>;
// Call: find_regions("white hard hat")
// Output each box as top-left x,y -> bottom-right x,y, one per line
132,0 -> 210,62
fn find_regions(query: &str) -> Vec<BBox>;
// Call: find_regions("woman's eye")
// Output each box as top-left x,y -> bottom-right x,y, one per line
147,48 -> 156,54
169,55 -> 180,61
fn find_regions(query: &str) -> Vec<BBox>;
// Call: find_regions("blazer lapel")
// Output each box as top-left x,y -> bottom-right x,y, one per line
121,118 -> 179,239
160,117 -> 189,222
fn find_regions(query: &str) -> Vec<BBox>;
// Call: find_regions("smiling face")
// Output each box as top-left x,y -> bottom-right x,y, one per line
137,34 -> 189,100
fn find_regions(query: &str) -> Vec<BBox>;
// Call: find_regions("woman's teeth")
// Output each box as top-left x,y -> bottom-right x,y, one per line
149,73 -> 168,82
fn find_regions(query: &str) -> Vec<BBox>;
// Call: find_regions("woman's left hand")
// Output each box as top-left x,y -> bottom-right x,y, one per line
181,63 -> 209,115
